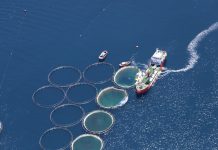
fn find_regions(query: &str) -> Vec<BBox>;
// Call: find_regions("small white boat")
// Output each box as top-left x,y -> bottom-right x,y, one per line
0,121 -> 3,133
99,50 -> 108,61
119,61 -> 131,68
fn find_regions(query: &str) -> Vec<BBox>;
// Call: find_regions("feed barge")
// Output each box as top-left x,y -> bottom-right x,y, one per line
135,48 -> 167,94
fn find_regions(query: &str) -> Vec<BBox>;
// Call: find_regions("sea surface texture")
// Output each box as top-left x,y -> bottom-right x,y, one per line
0,0 -> 218,149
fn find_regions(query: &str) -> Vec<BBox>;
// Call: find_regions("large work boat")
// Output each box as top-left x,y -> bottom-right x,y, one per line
135,48 -> 167,94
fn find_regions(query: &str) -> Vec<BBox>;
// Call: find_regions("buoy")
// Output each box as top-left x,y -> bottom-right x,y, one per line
0,121 -> 3,133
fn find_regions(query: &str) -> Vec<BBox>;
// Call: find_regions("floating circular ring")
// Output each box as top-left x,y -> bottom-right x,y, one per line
71,134 -> 104,150
113,66 -> 139,89
48,66 -> 82,87
39,127 -> 73,150
96,87 -> 128,109
66,83 -> 98,105
82,110 -> 115,134
50,104 -> 85,127
83,62 -> 115,84
32,85 -> 65,108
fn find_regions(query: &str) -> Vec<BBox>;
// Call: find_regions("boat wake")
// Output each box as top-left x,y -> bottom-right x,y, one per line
161,22 -> 218,77
131,60 -> 148,70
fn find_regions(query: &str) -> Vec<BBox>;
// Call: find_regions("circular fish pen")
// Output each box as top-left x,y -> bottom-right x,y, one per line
32,85 -> 65,108
113,66 -> 139,89
50,104 -> 85,127
96,87 -> 128,109
71,134 -> 104,150
48,66 -> 82,87
66,83 -> 98,104
39,127 -> 73,150
83,62 -> 115,84
83,110 -> 115,134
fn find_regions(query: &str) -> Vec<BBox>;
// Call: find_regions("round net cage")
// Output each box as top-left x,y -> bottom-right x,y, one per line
113,66 -> 139,89
66,83 -> 98,105
32,85 -> 65,108
39,127 -> 73,150
83,62 -> 115,84
50,104 -> 85,127
71,134 -> 104,150
82,110 -> 115,134
48,66 -> 82,87
96,87 -> 128,109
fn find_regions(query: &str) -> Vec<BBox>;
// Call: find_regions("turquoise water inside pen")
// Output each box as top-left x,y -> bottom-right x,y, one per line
0,0 -> 218,149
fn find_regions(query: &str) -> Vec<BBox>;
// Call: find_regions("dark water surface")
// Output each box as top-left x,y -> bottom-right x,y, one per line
0,0 -> 218,149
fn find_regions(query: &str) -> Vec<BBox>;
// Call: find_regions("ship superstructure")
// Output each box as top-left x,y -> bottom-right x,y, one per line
135,48 -> 167,94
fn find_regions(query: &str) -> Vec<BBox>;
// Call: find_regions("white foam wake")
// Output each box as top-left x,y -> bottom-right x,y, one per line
131,60 -> 148,70
162,22 -> 218,77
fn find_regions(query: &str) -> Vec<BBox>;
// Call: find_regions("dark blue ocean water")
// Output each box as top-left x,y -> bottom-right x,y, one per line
0,0 -> 218,149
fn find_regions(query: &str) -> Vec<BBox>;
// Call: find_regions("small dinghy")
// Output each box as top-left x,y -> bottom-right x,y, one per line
99,50 -> 108,61
119,61 -> 131,68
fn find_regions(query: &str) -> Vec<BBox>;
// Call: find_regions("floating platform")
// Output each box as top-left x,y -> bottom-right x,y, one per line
83,110 -> 115,134
71,134 -> 104,150
96,87 -> 128,109
113,66 -> 139,88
